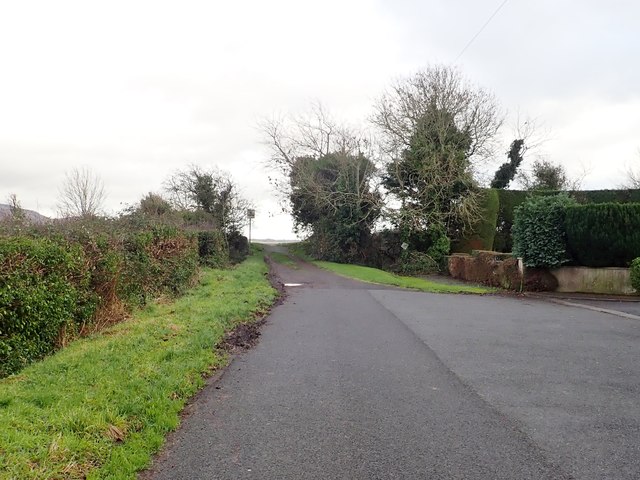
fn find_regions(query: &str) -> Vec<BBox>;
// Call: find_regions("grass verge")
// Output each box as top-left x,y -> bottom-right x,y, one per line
267,251 -> 299,269
0,253 -> 277,480
314,261 -> 492,294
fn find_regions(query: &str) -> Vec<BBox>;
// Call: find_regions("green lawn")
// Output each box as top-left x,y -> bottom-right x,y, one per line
314,261 -> 492,294
0,253 -> 277,480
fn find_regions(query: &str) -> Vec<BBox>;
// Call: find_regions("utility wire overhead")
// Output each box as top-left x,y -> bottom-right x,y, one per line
455,0 -> 509,62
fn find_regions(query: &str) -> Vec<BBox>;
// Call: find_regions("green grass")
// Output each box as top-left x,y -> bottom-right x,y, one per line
267,251 -> 299,269
0,253 -> 277,480
283,242 -> 312,262
314,261 -> 492,294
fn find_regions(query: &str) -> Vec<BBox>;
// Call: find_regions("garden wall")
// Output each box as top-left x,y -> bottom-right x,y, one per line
551,267 -> 636,295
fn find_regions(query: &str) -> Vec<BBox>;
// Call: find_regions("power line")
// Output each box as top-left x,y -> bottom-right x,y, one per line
454,0 -> 509,62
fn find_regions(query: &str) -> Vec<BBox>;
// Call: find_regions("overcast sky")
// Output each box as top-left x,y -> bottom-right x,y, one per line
1,0 -> 638,239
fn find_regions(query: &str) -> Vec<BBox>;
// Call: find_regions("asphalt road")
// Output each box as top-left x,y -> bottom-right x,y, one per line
143,255 -> 640,480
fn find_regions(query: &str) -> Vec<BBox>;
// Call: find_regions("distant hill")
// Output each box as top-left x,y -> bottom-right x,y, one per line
0,204 -> 50,224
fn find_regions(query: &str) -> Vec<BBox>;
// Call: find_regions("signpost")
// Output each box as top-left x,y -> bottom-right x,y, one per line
247,208 -> 255,245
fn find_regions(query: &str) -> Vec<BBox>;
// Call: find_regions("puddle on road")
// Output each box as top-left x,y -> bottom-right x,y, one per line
284,283 -> 305,287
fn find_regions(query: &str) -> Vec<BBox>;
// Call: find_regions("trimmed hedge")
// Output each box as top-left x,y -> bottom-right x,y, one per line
565,203 -> 640,267
493,189 -> 640,252
512,194 -> 577,268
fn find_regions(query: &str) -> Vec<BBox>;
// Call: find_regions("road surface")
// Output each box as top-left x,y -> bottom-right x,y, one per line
143,252 -> 640,479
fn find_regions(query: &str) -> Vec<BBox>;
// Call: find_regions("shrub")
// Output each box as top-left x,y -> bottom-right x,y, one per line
395,251 -> 439,275
227,231 -> 249,264
447,251 -> 522,290
0,219 -> 200,377
512,194 -> 577,268
493,188 -> 640,252
120,225 -> 198,304
447,254 -> 469,279
0,237 -> 95,376
630,258 -> 640,292
197,230 -> 229,268
565,203 -> 640,267
524,268 -> 559,292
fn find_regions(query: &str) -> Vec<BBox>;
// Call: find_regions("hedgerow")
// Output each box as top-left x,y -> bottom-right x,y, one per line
565,203 -> 640,267
0,218 -> 201,377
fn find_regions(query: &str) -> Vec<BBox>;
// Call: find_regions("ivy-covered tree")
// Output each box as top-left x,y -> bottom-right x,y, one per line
373,65 -> 502,246
382,106 -> 477,240
261,105 -> 382,262
290,152 -> 380,261
491,139 -> 525,189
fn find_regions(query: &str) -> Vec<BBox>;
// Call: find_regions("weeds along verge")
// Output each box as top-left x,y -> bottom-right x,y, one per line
0,217 -> 240,378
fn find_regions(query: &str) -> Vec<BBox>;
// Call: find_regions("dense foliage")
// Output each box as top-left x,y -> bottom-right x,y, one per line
512,194 -> 577,268
382,106 -> 478,242
565,203 -> 640,267
0,237 -> 93,377
0,219 -> 200,377
290,153 -> 380,262
493,189 -> 640,252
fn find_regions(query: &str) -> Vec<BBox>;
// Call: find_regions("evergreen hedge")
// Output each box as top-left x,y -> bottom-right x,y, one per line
493,189 -> 640,252
565,203 -> 640,267
512,194 -> 577,268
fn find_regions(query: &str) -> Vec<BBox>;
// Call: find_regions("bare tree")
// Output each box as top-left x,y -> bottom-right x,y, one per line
372,65 -> 503,162
7,193 -> 25,221
260,104 -> 382,223
259,102 -> 378,205
57,166 -> 106,218
163,166 -> 252,234
623,149 -> 640,188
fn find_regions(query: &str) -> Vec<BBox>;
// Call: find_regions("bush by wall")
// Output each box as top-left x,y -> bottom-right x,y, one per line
395,251 -> 439,275
565,203 -> 640,267
512,194 -> 577,268
630,258 -> 640,292
366,226 -> 450,273
493,189 -> 640,252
